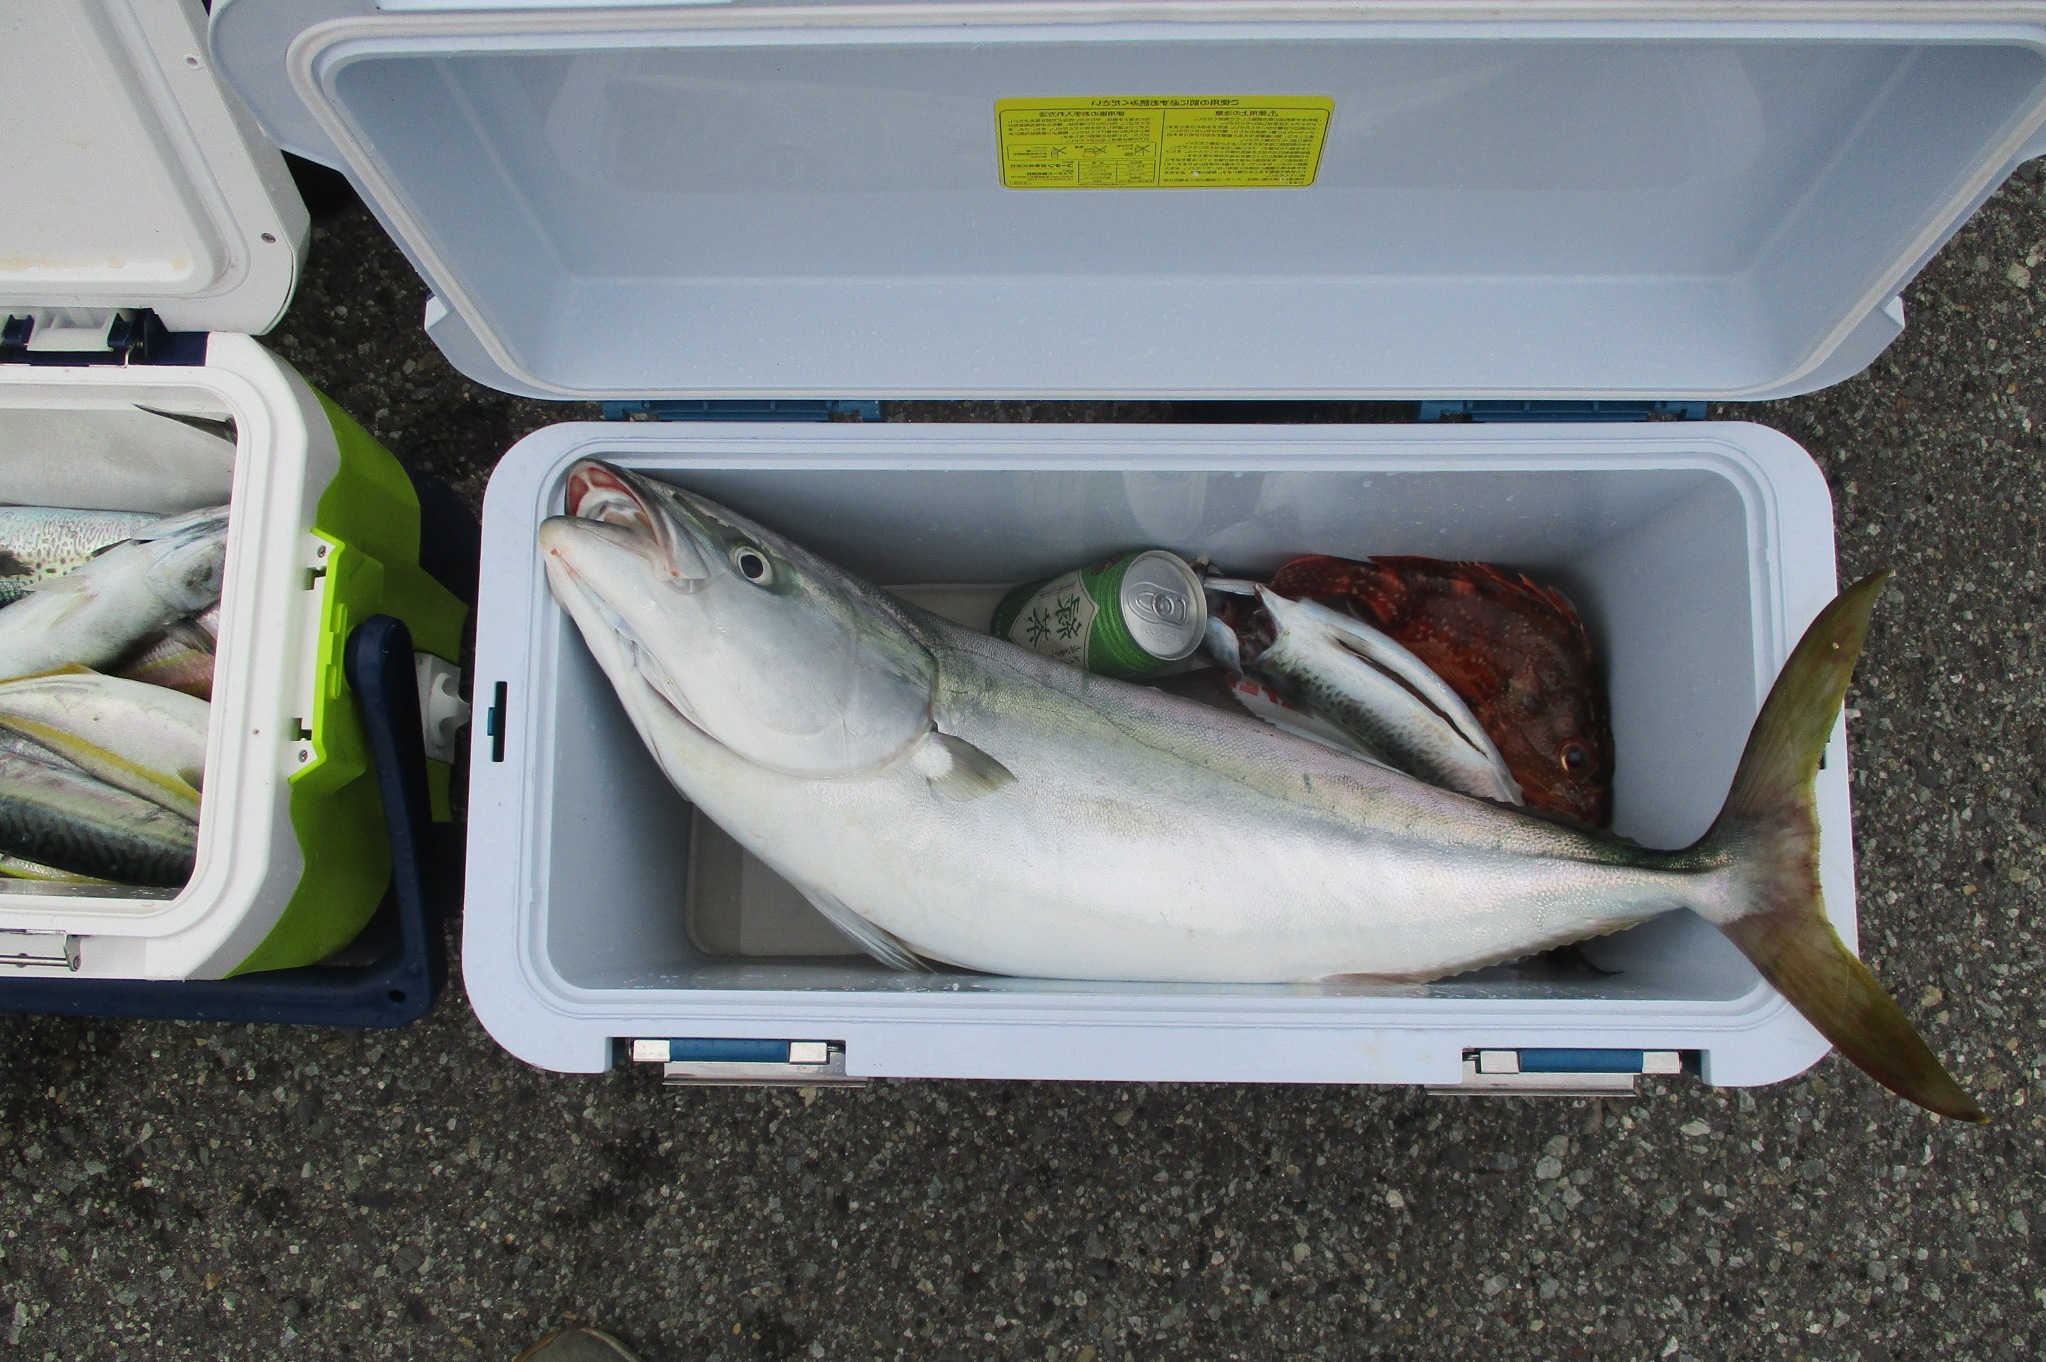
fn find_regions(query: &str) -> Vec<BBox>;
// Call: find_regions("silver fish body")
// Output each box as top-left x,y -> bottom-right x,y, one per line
537,461 -> 1977,1118
1247,586 -> 1522,806
0,508 -> 161,604
0,671 -> 208,818
0,506 -> 227,681
0,745 -> 195,887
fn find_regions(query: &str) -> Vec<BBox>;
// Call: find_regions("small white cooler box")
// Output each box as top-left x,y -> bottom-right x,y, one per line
213,1 -> 2046,1088
0,0 -> 468,996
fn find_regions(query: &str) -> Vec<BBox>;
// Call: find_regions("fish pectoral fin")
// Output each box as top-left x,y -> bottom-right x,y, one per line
912,731 -> 1016,802
797,885 -> 934,974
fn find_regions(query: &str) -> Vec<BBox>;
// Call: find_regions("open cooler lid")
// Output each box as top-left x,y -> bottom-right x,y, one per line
214,1 -> 2046,401
2,0 -> 308,340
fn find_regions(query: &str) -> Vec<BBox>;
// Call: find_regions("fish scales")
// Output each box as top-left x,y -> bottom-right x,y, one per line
0,508 -> 160,604
0,753 -> 194,887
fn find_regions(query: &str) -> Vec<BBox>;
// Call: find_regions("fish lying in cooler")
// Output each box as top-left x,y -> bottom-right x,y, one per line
538,459 -> 1978,1121
1269,555 -> 1613,827
0,724 -> 195,889
0,505 -> 227,682
1204,577 -> 1522,805
0,505 -> 227,888
0,507 -> 162,605
113,603 -> 220,700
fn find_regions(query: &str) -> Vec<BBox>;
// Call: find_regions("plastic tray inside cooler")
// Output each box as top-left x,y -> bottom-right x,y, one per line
536,459 -> 1777,1006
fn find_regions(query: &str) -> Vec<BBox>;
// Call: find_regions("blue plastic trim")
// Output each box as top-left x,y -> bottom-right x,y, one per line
663,1038 -> 794,1063
1417,400 -> 1706,423
0,311 -> 209,368
601,399 -> 881,423
1515,1048 -> 1647,1074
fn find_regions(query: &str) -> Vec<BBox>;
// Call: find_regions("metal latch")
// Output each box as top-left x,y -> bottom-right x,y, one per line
0,930 -> 81,972
630,1038 -> 862,1086
1431,1048 -> 1686,1097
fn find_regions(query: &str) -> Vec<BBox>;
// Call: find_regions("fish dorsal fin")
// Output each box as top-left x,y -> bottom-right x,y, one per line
797,885 -> 934,973
911,731 -> 1016,801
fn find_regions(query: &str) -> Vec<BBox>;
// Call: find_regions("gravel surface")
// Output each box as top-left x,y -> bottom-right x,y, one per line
4,166 -> 2045,1362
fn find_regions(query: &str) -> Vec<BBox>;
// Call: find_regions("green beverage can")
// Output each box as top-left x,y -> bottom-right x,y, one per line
989,549 -> 1207,678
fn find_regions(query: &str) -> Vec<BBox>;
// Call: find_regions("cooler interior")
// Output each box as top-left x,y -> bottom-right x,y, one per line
527,453 -> 1801,1009
0,385 -> 237,913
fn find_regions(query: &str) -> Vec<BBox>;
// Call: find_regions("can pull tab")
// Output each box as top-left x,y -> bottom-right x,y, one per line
412,654 -> 470,764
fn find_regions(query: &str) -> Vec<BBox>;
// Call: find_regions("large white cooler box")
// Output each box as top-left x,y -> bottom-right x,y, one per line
212,1 -> 2046,1086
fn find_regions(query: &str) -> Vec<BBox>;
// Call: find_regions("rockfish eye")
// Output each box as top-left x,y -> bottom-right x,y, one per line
1558,740 -> 1592,776
730,544 -> 773,584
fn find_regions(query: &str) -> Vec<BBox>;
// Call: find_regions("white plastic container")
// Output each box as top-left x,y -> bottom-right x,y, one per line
461,421 -> 1844,1085
210,1 -> 2046,1085
0,0 -> 465,982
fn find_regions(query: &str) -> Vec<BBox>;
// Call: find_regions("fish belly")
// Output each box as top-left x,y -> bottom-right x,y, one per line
644,646 -> 1690,985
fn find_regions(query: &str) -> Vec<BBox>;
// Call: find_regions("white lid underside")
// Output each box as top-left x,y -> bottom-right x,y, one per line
213,2 -> 2046,400
1,0 -> 307,335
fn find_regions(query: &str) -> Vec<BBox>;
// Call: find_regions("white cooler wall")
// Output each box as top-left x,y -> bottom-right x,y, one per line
0,336 -> 328,979
465,423 -> 1839,1081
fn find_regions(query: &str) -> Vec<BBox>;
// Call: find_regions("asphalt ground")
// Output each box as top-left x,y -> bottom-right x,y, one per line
3,165 -> 2045,1362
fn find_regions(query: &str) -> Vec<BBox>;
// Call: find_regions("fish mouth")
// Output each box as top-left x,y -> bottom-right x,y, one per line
539,520 -> 703,732
562,460 -> 708,586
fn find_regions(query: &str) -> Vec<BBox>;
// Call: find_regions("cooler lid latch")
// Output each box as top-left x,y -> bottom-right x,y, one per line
629,1037 -> 862,1086
0,929 -> 82,973
1431,1047 -> 1688,1097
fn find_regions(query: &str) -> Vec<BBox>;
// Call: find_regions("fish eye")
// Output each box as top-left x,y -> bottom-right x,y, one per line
729,544 -> 773,585
1558,740 -> 1592,776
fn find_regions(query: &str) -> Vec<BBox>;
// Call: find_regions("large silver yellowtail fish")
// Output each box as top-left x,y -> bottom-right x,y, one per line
539,460 -> 1980,1122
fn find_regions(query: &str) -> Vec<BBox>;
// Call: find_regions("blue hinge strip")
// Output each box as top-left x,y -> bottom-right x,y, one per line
660,1038 -> 794,1064
1515,1048 -> 1650,1074
602,399 -> 881,423
1417,400 -> 1706,423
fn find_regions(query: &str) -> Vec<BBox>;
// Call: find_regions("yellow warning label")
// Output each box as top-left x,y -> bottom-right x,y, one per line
995,96 -> 1332,190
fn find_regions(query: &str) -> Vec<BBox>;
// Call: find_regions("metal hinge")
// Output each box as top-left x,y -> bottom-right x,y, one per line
629,1038 -> 863,1086
0,308 -> 207,367
1430,1048 -> 1686,1097
1417,400 -> 1706,423
601,400 -> 881,423
0,930 -> 82,972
